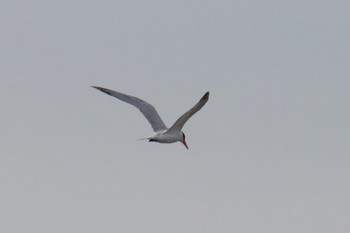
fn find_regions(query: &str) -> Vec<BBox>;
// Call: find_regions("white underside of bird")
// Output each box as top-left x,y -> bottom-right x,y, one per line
92,86 -> 209,149
147,129 -> 183,143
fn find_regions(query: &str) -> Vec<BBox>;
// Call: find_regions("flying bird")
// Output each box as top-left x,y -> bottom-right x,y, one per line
92,86 -> 209,149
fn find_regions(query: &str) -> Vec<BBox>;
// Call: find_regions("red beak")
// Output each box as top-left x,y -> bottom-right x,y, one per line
182,140 -> 188,149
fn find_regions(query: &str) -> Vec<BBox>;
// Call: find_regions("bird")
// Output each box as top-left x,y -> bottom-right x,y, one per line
92,86 -> 209,149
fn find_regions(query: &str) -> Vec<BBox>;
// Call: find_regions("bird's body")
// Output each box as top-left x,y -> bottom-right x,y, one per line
148,129 -> 183,143
92,86 -> 209,149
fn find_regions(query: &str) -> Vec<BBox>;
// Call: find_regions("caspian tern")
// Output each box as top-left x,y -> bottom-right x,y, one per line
92,86 -> 209,149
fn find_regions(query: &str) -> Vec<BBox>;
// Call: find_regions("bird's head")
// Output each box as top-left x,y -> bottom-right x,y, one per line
181,132 -> 188,149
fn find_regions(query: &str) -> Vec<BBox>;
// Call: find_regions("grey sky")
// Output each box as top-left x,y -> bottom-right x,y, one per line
1,1 -> 349,232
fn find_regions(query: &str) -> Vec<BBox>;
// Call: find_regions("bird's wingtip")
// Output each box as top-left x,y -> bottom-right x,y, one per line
92,86 -> 105,92
202,91 -> 210,100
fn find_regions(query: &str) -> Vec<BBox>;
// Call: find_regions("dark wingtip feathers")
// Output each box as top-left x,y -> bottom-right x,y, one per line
92,86 -> 112,96
92,86 -> 102,90
202,91 -> 210,101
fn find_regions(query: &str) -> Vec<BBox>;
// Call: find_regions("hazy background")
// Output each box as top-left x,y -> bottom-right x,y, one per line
1,1 -> 349,232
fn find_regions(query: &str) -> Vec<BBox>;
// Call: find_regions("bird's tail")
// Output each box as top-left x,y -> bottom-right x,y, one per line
137,137 -> 149,141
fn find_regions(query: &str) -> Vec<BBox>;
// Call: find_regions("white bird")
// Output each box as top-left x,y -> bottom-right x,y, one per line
92,86 -> 209,149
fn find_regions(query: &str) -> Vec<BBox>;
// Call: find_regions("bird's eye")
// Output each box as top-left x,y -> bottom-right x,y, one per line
182,133 -> 186,140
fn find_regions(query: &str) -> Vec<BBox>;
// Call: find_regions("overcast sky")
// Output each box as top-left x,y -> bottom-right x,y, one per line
1,1 -> 350,232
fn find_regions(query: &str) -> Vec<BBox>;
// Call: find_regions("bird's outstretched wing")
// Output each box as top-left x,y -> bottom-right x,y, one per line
92,86 -> 168,132
167,92 -> 209,133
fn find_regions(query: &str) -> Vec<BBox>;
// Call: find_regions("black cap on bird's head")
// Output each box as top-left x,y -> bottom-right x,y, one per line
181,132 -> 188,149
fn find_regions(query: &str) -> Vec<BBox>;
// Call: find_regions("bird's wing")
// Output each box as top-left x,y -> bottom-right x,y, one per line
92,86 -> 168,132
166,92 -> 209,133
